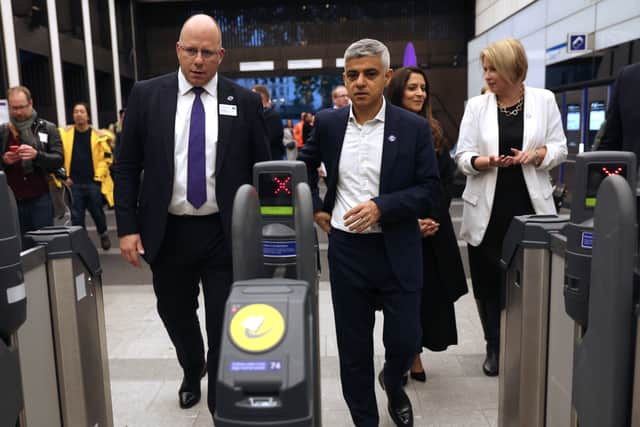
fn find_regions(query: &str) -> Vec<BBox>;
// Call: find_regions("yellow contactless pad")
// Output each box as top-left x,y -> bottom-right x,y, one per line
229,304 -> 286,353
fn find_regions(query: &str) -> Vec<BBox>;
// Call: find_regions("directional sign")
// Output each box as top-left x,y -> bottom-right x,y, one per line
568,33 -> 587,53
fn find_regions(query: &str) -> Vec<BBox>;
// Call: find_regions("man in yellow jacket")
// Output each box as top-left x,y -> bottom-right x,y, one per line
59,102 -> 114,250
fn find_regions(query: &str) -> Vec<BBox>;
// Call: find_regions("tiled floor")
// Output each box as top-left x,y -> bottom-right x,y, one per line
104,279 -> 498,427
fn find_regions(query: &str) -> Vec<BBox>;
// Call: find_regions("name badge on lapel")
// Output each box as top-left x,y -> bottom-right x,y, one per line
38,132 -> 48,144
219,104 -> 237,117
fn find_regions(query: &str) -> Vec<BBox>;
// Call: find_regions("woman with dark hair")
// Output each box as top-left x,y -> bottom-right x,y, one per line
386,66 -> 468,382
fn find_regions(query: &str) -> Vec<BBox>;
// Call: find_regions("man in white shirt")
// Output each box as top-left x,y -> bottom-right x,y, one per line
299,39 -> 439,427
114,14 -> 270,418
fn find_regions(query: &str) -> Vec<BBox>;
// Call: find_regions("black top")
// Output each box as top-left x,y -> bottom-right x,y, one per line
481,103 -> 535,257
70,129 -> 94,184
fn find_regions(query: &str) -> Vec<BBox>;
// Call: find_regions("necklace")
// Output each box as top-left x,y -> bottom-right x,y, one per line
497,87 -> 525,116
498,96 -> 524,116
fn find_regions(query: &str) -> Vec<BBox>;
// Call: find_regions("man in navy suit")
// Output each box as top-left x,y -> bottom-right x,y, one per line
598,63 -> 640,161
298,39 -> 439,427
114,14 -> 270,417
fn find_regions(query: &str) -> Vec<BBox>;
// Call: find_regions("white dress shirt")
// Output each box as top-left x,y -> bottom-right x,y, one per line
168,69 -> 219,215
331,99 -> 386,233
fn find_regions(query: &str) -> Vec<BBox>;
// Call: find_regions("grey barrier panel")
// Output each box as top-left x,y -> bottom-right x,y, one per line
232,184 -> 265,281
0,170 -> 25,427
573,174 -> 636,427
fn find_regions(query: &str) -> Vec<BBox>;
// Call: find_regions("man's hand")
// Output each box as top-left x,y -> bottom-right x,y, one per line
2,151 -> 20,165
343,200 -> 381,233
418,218 -> 439,237
119,233 -> 145,267
314,211 -> 331,234
16,144 -> 38,160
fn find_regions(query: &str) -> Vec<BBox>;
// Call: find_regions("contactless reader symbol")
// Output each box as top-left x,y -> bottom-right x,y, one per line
229,304 -> 286,353
241,315 -> 272,338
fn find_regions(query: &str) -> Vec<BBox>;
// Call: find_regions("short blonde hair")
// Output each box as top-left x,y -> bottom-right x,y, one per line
480,38 -> 528,85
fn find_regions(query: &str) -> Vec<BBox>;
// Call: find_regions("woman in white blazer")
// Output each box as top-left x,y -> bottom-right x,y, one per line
455,38 -> 567,376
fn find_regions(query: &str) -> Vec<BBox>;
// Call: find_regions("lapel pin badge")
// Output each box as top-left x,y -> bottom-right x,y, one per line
227,95 -> 234,101
388,135 -> 397,143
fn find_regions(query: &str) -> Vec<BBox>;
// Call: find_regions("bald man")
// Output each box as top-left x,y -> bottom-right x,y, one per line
114,14 -> 270,415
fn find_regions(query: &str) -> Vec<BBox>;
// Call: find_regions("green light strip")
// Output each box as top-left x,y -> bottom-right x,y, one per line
585,197 -> 596,208
260,206 -> 294,216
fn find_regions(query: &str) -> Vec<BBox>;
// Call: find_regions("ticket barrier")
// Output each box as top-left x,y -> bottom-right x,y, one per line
498,152 -> 638,427
499,214 -> 569,427
21,226 -> 114,427
0,171 -> 26,427
215,162 -> 320,426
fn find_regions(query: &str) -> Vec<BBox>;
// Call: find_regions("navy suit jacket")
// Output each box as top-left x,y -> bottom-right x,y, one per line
599,63 -> 640,159
298,102 -> 440,291
114,72 -> 271,263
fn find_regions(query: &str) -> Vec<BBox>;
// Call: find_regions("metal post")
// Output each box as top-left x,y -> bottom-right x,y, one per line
46,0 -> 66,125
80,0 -> 99,127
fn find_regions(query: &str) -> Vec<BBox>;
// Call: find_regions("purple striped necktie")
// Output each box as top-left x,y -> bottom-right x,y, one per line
187,86 -> 206,208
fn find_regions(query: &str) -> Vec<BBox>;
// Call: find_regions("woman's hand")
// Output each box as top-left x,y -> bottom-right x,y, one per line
419,218 -> 439,237
509,146 -> 546,166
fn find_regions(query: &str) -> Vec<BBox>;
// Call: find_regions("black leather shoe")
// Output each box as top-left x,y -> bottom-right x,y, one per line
482,346 -> 499,377
387,390 -> 413,427
378,370 -> 414,426
409,370 -> 426,382
179,366 -> 207,409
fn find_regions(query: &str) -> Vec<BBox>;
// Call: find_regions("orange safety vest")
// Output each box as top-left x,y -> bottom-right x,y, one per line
293,121 -> 304,148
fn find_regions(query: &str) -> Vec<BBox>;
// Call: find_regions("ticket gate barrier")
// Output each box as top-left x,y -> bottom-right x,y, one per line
0,171 -> 26,427
545,232 -> 578,427
544,151 -> 637,426
499,215 -> 569,427
23,226 -> 114,427
215,164 -> 320,426
571,174 -> 636,427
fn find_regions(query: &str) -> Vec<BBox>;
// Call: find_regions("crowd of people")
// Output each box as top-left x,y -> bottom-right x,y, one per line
17,11 -> 640,427
0,86 -> 116,250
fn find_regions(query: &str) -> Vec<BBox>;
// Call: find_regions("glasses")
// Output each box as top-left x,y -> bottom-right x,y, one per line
179,44 -> 219,60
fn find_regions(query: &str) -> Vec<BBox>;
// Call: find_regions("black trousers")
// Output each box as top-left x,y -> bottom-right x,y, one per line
467,243 -> 502,348
150,213 -> 232,417
328,229 -> 420,427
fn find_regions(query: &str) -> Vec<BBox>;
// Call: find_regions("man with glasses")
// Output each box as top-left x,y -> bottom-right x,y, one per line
0,86 -> 63,236
114,14 -> 270,418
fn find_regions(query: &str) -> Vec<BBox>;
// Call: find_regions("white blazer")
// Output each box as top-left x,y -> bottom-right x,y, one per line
455,86 -> 567,246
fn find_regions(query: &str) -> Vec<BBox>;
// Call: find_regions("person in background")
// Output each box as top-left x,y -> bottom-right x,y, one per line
332,84 -> 350,108
109,108 -> 126,161
597,63 -> 640,158
283,119 -> 297,160
299,38 -> 440,427
114,14 -> 270,418
0,85 -> 63,235
386,66 -> 467,383
455,38 -> 567,376
59,101 -> 114,250
302,111 -> 314,145
252,84 -> 285,160
294,112 -> 306,148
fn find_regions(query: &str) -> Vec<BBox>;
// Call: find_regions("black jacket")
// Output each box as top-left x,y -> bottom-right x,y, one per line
598,63 -> 640,159
0,117 -> 63,173
114,72 -> 271,263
